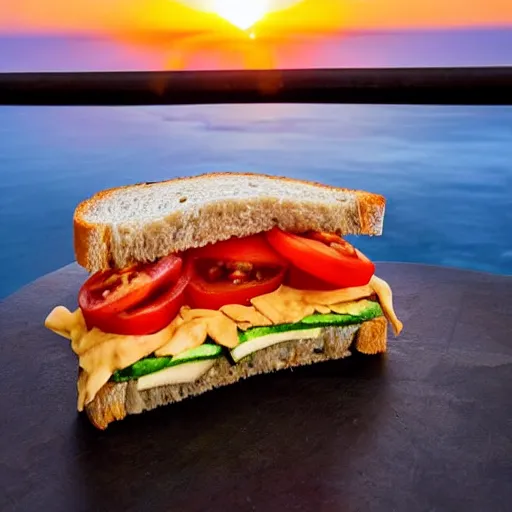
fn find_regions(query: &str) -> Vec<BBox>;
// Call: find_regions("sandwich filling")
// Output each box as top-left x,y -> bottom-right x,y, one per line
45,228 -> 403,411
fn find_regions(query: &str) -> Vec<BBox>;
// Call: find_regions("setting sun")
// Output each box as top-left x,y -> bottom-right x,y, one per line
212,0 -> 270,30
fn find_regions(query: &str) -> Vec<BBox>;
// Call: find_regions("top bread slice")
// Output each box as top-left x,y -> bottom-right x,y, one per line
74,172 -> 386,272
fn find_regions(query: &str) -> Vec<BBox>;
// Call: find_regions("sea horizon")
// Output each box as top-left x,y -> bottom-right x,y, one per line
1,27 -> 512,72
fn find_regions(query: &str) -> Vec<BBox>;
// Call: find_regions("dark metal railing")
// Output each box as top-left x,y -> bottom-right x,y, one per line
0,67 -> 511,106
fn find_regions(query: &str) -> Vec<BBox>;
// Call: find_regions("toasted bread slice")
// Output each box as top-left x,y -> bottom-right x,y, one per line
84,317 -> 387,430
74,172 -> 385,272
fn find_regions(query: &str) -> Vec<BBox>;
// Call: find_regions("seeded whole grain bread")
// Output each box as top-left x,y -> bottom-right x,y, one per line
74,172 -> 386,272
85,316 -> 387,430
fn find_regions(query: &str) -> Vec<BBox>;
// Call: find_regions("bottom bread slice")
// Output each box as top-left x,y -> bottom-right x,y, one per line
84,316 -> 387,429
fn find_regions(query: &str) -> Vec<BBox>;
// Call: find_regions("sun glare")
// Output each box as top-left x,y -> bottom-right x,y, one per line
212,0 -> 270,30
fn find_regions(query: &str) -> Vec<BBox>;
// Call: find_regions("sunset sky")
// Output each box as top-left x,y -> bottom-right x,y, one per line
2,0 -> 512,35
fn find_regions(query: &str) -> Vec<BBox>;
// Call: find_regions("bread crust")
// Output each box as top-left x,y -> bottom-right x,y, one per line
84,317 -> 387,430
74,172 -> 386,272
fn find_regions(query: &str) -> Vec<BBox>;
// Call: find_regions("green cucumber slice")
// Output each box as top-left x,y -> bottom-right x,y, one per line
231,327 -> 323,363
171,343 -> 223,364
239,302 -> 382,343
302,301 -> 383,325
137,359 -> 218,391
232,301 -> 382,362
112,343 -> 223,383
239,322 -> 321,343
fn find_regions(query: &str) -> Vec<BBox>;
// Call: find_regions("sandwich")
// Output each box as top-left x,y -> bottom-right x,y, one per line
44,172 -> 403,430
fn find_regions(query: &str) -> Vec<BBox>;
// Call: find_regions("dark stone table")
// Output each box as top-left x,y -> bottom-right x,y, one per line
1,263 -> 511,512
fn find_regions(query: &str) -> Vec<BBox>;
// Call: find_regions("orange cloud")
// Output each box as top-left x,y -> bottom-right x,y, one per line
1,0 -> 511,34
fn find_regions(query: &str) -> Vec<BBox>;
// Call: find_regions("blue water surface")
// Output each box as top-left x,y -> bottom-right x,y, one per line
1,102 -> 511,300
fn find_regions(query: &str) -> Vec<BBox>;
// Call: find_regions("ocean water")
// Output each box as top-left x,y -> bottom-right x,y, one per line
1,102 -> 511,299
0,32 -> 511,299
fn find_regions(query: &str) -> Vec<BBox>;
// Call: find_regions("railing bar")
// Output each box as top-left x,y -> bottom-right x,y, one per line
0,67 -> 511,106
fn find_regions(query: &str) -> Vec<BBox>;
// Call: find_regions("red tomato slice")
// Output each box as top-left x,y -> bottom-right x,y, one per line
88,272 -> 191,335
265,228 -> 375,288
78,254 -> 183,317
79,254 -> 187,335
188,234 -> 287,267
303,231 -> 357,257
186,263 -> 286,311
285,265 -> 339,291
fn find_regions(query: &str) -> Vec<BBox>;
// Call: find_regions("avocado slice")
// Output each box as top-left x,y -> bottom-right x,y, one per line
112,343 -> 223,382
